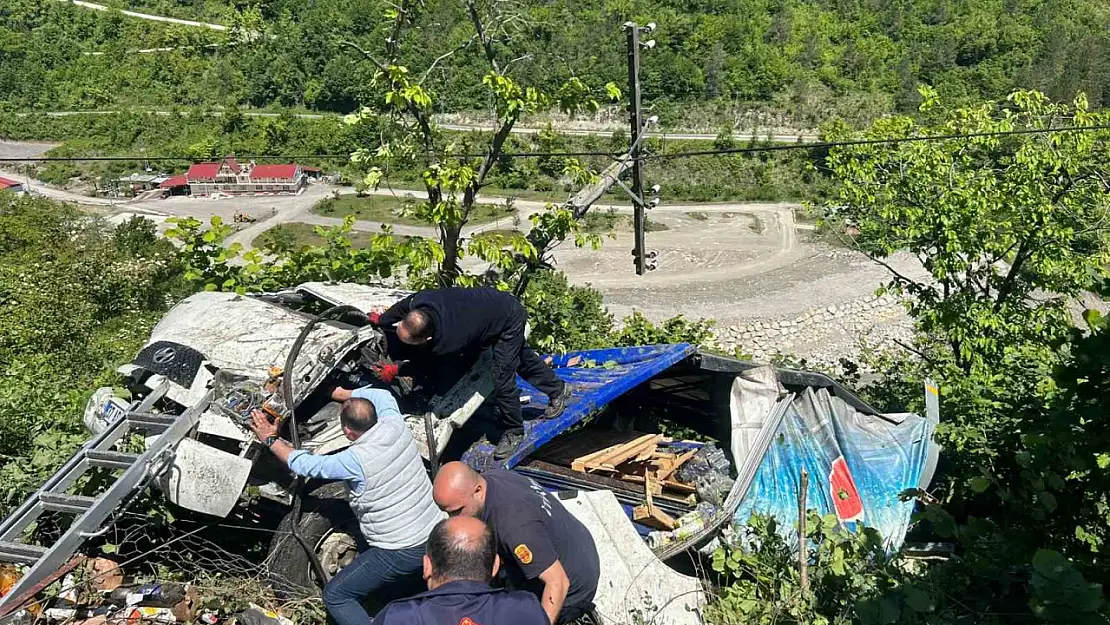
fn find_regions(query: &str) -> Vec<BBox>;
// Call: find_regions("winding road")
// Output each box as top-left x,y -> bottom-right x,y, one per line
65,0 -> 228,30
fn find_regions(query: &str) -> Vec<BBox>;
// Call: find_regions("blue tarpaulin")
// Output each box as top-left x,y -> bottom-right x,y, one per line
732,387 -> 936,551
463,343 -> 697,471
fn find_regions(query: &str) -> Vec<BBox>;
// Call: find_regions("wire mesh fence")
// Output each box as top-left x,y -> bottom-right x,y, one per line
7,505 -> 323,625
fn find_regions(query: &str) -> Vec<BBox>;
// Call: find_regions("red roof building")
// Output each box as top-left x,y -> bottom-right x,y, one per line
184,156 -> 305,196
0,176 -> 25,194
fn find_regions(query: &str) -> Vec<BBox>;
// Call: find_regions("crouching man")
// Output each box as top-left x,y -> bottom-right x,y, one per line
249,385 -> 444,625
372,516 -> 549,625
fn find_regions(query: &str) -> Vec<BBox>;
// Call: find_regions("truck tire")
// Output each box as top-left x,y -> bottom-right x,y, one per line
265,482 -> 362,598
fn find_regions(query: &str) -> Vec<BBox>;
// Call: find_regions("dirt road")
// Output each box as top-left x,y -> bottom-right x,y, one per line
65,0 -> 227,30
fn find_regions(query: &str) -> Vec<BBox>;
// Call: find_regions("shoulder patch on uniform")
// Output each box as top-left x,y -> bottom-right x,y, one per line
513,543 -> 533,565
459,618 -> 481,625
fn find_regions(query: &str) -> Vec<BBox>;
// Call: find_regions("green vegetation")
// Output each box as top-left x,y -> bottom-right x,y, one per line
313,194 -> 515,227
470,229 -> 527,246
252,222 -> 401,252
0,195 -> 186,511
583,209 -> 669,234
2,0 -> 1108,124
0,110 -> 828,203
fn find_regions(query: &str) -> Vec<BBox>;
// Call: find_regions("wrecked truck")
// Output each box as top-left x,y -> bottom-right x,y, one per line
0,282 -> 940,625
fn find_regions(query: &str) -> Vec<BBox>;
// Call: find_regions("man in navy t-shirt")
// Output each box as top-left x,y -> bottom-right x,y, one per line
433,462 -> 600,624
373,516 -> 548,625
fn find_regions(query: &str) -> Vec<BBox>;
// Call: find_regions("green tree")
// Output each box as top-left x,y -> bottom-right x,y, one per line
342,0 -> 611,287
824,88 -> 1110,375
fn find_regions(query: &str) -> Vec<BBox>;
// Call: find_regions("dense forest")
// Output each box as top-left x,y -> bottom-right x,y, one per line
2,0 -> 1108,127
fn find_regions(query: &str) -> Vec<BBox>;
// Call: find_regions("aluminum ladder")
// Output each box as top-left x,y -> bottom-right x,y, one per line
0,385 -> 214,617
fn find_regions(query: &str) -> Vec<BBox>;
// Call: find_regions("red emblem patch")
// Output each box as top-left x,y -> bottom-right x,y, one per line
459,618 -> 481,625
513,543 -> 534,565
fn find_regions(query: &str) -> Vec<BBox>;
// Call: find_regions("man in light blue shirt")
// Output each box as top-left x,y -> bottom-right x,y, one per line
250,385 -> 444,625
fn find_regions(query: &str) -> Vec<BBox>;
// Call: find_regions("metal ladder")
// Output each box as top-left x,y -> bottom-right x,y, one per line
0,385 -> 214,616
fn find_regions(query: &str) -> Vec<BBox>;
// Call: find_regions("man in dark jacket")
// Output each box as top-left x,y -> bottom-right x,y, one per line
372,286 -> 572,459
372,516 -> 549,625
433,463 -> 600,625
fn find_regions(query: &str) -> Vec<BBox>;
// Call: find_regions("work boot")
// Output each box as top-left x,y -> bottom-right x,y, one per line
493,428 -> 525,460
542,383 -> 573,420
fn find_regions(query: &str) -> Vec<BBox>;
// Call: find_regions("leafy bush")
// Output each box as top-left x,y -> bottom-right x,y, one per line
0,198 -> 185,513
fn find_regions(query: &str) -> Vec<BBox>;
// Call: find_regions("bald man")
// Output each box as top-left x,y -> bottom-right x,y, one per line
432,462 -> 599,625
372,286 -> 573,459
372,517 -> 549,625
250,385 -> 444,625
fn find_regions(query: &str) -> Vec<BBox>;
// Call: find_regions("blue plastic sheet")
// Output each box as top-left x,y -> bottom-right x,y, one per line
733,388 -> 936,551
463,343 -> 697,470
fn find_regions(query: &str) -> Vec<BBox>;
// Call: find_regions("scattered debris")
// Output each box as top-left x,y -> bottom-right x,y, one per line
234,604 -> 294,625
571,435 -> 704,501
86,558 -> 124,592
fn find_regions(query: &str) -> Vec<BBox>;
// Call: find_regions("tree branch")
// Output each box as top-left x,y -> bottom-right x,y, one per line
465,0 -> 501,74
340,40 -> 388,74
993,238 -> 1031,312
419,38 -> 477,84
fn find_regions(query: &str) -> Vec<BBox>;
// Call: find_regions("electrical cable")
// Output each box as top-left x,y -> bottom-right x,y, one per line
641,123 -> 1110,160
1,123 -> 1108,164
281,304 -> 363,589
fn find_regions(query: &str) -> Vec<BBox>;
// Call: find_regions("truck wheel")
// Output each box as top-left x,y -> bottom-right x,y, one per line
265,482 -> 363,598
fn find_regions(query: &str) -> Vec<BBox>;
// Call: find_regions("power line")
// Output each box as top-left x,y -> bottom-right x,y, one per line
2,123 -> 1108,164
0,150 -> 622,163
643,123 -> 1110,160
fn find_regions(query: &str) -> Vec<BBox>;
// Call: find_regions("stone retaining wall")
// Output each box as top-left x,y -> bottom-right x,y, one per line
713,294 -> 914,371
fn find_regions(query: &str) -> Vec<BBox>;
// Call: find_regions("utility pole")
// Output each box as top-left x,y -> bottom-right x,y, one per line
623,22 -> 658,275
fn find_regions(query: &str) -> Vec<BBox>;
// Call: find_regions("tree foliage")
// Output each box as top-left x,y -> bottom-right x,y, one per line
748,89 -> 1110,623
3,0 -> 1110,121
0,195 -> 185,511
824,88 -> 1110,374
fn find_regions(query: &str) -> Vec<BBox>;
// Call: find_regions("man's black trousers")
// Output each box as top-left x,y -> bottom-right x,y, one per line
491,308 -> 564,430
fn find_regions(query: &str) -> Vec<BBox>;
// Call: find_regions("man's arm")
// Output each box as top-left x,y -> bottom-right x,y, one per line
536,560 -> 571,625
377,294 -> 415,328
500,519 -> 564,623
248,410 -> 365,484
350,387 -> 403,421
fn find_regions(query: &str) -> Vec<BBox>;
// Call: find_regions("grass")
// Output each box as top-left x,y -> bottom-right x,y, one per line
312,193 -> 516,226
583,209 -> 670,233
251,223 -> 417,250
471,229 -> 528,245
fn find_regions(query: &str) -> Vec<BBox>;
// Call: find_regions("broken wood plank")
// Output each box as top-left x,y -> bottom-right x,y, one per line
633,477 -> 678,530
655,449 -> 698,482
622,474 -> 698,494
585,434 -> 662,470
631,441 -> 659,463
571,434 -> 652,471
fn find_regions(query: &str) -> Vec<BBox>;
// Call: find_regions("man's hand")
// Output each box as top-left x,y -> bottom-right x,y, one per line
368,311 -> 382,326
371,361 -> 400,383
249,409 -> 278,442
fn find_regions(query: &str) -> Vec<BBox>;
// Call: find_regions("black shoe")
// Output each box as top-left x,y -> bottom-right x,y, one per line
493,428 -> 525,460
542,384 -> 573,420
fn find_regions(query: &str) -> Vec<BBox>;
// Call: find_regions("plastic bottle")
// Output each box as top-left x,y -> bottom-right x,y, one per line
107,583 -> 189,608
